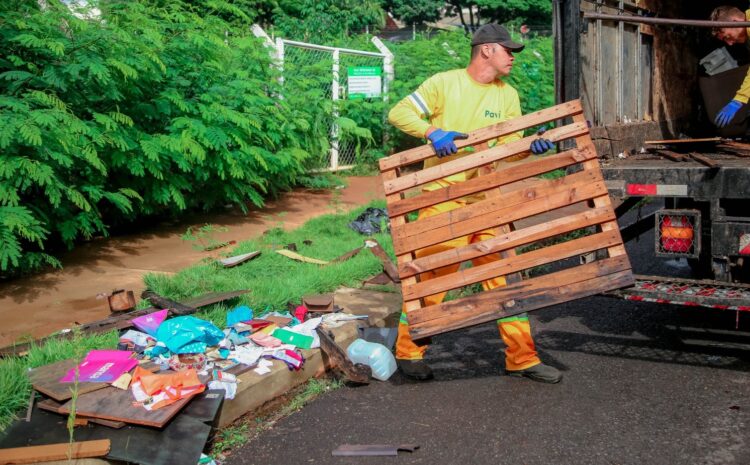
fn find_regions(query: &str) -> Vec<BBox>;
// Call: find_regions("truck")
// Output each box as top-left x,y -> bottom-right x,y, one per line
553,0 -> 750,311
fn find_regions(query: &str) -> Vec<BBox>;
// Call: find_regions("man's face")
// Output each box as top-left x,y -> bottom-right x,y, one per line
717,26 -> 747,45
488,44 -> 514,76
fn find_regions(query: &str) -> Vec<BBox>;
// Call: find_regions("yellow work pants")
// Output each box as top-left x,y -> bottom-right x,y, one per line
395,199 -> 541,371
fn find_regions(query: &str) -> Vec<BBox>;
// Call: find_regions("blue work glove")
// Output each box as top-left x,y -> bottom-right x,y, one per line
715,100 -> 743,128
530,127 -> 554,154
427,129 -> 469,158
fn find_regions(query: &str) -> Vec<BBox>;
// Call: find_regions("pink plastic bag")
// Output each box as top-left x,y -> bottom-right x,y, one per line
131,309 -> 168,336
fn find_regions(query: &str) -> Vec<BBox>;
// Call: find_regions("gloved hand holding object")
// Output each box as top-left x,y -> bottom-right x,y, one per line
427,128 -> 469,157
715,100 -> 743,128
530,126 -> 554,155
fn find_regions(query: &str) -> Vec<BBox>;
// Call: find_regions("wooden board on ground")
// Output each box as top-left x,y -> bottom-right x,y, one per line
29,359 -> 160,403
1,290 -> 249,357
0,439 -> 110,464
29,359 -> 109,402
378,99 -> 633,340
57,385 -> 193,428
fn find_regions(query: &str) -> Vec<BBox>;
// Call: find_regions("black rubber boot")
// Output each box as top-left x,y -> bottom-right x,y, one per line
397,359 -> 434,380
506,363 -> 562,384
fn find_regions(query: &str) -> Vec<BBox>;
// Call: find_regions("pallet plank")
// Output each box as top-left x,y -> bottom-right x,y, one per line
393,176 -> 609,255
383,122 -> 590,195
407,256 -> 632,327
399,205 -> 615,278
410,269 -> 634,339
393,168 -> 603,243
387,147 -> 596,217
402,230 -> 622,301
379,100 -> 583,171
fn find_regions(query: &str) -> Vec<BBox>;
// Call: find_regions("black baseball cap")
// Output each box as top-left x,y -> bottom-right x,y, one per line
471,24 -> 525,52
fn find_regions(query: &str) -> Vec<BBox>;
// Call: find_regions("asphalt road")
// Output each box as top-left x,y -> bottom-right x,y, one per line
227,206 -> 750,465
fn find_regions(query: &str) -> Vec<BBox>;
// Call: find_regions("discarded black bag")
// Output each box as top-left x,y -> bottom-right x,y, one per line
348,208 -> 390,235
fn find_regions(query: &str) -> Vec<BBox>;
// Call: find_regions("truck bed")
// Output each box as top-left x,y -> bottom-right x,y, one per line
601,152 -> 750,200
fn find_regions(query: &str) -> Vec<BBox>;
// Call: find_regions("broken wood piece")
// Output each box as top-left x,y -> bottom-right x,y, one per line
363,272 -> 393,286
275,249 -> 329,265
316,328 -> 371,384
331,246 -> 363,263
203,240 -> 235,251
108,289 -> 136,313
687,152 -> 720,168
332,444 -> 420,457
219,251 -> 261,268
656,150 -> 688,162
645,137 -> 721,145
111,372 -> 132,390
0,439 -> 111,464
365,239 -> 400,283
24,392 -> 34,422
141,290 -> 196,316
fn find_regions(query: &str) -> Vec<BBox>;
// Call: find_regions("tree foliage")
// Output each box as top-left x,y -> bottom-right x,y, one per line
383,0 -> 443,25
0,0 -> 337,275
475,0 -> 552,26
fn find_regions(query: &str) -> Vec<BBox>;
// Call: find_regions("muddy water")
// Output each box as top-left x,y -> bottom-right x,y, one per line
0,176 -> 383,347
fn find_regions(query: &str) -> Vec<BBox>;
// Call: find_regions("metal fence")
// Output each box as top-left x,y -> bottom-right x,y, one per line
252,25 -> 393,171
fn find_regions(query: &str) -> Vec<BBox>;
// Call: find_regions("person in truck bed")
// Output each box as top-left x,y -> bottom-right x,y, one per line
387,23 -> 560,384
710,5 -> 750,127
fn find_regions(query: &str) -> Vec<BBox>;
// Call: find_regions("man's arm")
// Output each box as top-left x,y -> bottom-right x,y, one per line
387,82 -> 436,139
388,76 -> 467,157
715,69 -> 750,128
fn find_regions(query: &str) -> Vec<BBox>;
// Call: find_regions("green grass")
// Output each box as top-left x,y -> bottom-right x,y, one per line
0,202 -> 391,431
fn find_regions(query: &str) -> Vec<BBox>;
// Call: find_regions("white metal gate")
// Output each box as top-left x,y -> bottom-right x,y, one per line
252,25 -> 393,171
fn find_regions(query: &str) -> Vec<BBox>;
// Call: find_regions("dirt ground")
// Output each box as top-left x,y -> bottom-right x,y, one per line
0,176 -> 382,347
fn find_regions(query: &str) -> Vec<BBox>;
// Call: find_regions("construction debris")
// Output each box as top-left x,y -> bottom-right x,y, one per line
331,444 -> 420,457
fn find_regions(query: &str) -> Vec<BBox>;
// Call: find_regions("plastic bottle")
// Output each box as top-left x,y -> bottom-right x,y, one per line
346,339 -> 397,381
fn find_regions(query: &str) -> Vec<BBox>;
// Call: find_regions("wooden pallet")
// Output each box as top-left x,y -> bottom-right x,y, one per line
379,100 -> 634,340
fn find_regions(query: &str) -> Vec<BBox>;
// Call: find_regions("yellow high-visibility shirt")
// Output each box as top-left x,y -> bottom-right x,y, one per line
387,68 -> 523,188
736,9 -> 750,103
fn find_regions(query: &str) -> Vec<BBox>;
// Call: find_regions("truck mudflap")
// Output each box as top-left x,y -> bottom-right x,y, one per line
608,275 -> 750,321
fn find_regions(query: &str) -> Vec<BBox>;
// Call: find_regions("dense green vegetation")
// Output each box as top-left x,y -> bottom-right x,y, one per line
0,0 -> 553,276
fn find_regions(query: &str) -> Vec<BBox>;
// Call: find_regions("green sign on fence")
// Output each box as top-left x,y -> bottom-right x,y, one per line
348,66 -> 382,99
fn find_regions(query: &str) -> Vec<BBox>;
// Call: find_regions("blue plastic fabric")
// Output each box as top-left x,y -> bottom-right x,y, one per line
226,305 -> 253,327
155,316 -> 224,354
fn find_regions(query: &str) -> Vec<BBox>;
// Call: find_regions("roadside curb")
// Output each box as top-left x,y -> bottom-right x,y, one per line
218,286 -> 402,427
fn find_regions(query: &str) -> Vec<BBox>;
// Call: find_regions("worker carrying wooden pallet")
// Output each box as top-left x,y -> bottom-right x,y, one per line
386,23 -> 561,384
710,6 -> 750,127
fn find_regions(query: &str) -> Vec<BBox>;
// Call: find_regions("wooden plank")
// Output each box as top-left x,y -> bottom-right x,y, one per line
687,152 -> 720,168
644,137 -> 720,145
402,230 -> 622,301
408,255 -> 631,327
29,359 -> 108,403
409,269 -> 634,339
399,205 -> 615,278
381,169 -> 421,317
387,147 -> 596,217
366,239 -> 400,283
0,439 -> 110,464
656,150 -> 688,162
382,121 -> 590,195
393,175 -> 609,255
58,385 -> 194,428
379,100 -> 583,171
1,290 -> 249,357
393,169 -> 602,243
